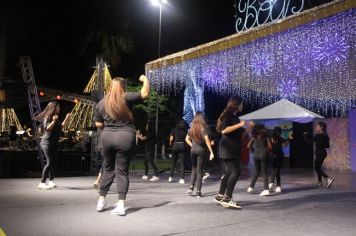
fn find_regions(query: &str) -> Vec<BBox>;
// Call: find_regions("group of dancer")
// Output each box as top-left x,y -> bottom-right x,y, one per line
35,74 -> 334,215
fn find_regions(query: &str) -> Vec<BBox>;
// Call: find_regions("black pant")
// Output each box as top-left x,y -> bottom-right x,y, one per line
250,156 -> 268,190
144,151 -> 158,176
40,144 -> 58,183
189,153 -> 205,193
100,130 -> 135,200
170,142 -> 186,179
270,155 -> 284,186
218,159 -> 241,198
315,151 -> 329,182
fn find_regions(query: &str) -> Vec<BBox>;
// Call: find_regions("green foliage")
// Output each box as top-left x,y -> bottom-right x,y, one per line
126,83 -> 168,121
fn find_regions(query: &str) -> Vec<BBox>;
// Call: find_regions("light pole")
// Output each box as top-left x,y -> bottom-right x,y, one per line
150,0 -> 167,160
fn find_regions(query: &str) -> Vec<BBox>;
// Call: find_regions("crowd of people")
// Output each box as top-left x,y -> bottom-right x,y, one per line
34,74 -> 334,216
0,122 -> 93,152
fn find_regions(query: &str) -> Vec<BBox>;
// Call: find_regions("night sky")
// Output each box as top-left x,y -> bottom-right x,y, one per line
1,0 -> 333,121
2,0 -> 237,93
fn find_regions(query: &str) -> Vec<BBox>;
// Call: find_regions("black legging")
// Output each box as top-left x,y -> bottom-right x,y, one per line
170,142 -> 186,179
270,155 -> 284,186
189,153 -> 205,193
40,144 -> 58,183
250,156 -> 268,190
315,151 -> 329,182
100,130 -> 135,200
144,151 -> 158,176
218,159 -> 241,198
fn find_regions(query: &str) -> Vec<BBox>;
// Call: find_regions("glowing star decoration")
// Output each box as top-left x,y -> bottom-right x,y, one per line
249,53 -> 274,76
283,39 -> 313,77
146,9 -> 356,117
278,80 -> 298,98
312,33 -> 350,66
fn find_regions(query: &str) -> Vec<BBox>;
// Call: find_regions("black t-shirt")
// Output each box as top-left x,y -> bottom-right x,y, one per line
271,136 -> 286,157
93,92 -> 142,132
170,127 -> 187,143
41,118 -> 62,145
142,127 -> 155,152
313,134 -> 330,153
220,112 -> 243,142
188,128 -> 208,146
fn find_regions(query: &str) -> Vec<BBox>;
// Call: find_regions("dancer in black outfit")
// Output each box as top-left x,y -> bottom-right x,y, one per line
94,75 -> 150,216
304,122 -> 334,188
269,127 -> 289,193
247,124 -> 272,196
138,123 -> 159,181
185,112 -> 214,198
169,119 -> 188,184
35,102 -> 70,190
214,96 -> 245,209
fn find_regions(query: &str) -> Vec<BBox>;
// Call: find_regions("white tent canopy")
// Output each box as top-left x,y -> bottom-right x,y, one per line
239,99 -> 324,123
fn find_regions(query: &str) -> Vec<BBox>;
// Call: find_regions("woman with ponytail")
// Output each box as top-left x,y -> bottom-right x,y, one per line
94,75 -> 150,216
214,96 -> 245,209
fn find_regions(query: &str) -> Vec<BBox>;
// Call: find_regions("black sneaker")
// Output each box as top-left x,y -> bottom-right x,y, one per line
316,181 -> 323,187
196,191 -> 202,198
326,178 -> 334,189
214,195 -> 223,204
220,199 -> 242,209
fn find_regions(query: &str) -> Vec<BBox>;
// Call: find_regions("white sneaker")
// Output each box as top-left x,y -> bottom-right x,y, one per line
37,183 -> 52,190
168,177 -> 173,182
48,181 -> 57,188
247,187 -> 254,193
111,202 -> 126,216
202,172 -> 210,181
179,179 -> 185,184
275,186 -> 282,193
142,175 -> 149,180
186,189 -> 193,195
260,190 -> 270,196
268,183 -> 274,190
96,197 -> 106,212
326,177 -> 335,189
150,176 -> 160,181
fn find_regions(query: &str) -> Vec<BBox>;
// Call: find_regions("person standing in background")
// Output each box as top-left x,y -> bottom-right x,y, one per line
35,102 -> 70,190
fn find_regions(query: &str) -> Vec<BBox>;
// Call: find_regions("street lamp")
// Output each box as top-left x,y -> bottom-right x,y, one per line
150,0 -> 168,58
150,0 -> 168,160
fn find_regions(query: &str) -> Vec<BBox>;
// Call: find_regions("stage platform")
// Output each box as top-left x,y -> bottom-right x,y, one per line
0,169 -> 355,236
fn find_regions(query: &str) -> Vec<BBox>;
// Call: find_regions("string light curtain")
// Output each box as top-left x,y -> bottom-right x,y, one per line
147,8 -> 356,117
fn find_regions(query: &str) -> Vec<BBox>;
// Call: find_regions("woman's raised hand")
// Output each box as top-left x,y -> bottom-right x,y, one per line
139,75 -> 148,82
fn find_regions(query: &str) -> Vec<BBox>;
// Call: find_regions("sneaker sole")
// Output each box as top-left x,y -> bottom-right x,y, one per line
97,207 -> 106,212
326,179 -> 334,189
214,199 -> 223,204
220,202 -> 242,209
111,211 -> 126,216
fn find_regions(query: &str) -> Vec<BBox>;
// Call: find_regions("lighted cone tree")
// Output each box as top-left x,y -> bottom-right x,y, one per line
0,108 -> 23,132
66,65 -> 112,131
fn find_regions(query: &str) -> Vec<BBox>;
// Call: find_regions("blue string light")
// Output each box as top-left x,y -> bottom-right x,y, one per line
148,9 -> 356,117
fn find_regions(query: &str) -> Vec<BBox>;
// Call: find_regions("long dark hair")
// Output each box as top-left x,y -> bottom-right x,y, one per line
34,102 -> 59,121
271,126 -> 282,141
252,124 -> 268,138
190,112 -> 206,143
216,96 -> 243,132
317,122 -> 327,134
104,77 -> 133,122
176,119 -> 186,130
